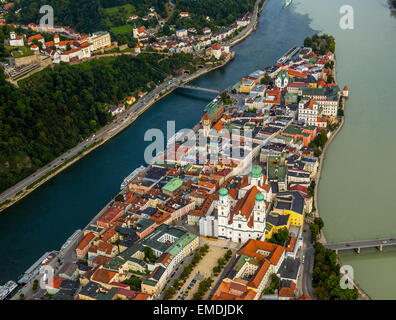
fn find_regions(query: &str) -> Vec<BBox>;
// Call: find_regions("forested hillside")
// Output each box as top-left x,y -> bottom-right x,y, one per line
6,0 -> 255,33
0,53 -> 194,193
174,0 -> 255,26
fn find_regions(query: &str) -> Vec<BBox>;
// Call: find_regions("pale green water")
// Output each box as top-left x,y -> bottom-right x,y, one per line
294,0 -> 396,299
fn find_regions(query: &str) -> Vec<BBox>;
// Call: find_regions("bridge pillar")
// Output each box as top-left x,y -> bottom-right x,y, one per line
378,245 -> 383,252
355,247 -> 360,254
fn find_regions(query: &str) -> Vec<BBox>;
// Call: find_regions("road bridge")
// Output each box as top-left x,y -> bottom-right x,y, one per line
177,84 -> 220,94
324,237 -> 396,254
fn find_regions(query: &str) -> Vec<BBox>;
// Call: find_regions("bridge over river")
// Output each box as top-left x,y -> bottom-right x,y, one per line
325,237 -> 396,254
177,84 -> 221,94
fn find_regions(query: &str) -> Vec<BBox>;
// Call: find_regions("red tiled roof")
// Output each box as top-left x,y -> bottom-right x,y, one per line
279,280 -> 296,298
76,232 -> 95,251
248,259 -> 270,288
91,268 -> 116,284
47,276 -> 65,289
230,186 -> 261,226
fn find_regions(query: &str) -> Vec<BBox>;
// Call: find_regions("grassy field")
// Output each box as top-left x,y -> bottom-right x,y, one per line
110,24 -> 134,35
104,4 -> 135,15
6,46 -> 33,58
104,4 -> 137,35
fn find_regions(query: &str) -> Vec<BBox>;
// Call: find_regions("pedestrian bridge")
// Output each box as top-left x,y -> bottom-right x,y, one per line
324,237 -> 396,254
177,84 -> 220,94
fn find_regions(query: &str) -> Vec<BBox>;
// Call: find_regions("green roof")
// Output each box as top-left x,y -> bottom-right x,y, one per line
205,99 -> 224,120
162,178 -> 183,193
255,193 -> 264,202
166,232 -> 197,256
249,165 -> 262,178
219,187 -> 228,197
282,125 -> 310,137
142,279 -> 157,286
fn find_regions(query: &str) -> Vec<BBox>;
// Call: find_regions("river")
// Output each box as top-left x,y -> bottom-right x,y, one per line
293,0 -> 396,299
1,0 -> 394,300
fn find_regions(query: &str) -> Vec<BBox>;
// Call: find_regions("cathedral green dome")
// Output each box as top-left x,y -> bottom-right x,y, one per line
255,193 -> 264,202
219,188 -> 228,197
249,165 -> 262,179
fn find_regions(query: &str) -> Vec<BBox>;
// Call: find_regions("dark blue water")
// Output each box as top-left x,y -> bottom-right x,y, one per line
0,0 -> 316,283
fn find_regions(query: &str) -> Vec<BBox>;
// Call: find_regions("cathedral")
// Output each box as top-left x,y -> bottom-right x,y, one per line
217,165 -> 272,243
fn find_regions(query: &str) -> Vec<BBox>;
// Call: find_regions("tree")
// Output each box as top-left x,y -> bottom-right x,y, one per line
32,279 -> 39,291
304,37 -> 312,48
144,246 -> 156,263
260,74 -> 270,85
310,223 -> 320,242
115,193 -> 124,202
263,274 -> 280,294
122,275 -> 142,291
314,217 -> 324,230
268,228 -> 289,246
164,286 -> 176,300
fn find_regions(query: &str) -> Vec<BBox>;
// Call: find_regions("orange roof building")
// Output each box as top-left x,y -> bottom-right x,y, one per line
91,268 -> 117,287
212,240 -> 285,300
279,280 -> 296,299
76,232 -> 95,259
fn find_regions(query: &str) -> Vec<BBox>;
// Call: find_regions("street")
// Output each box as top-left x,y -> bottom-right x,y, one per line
299,222 -> 315,299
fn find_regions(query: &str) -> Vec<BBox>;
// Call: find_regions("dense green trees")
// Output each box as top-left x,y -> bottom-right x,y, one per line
192,277 -> 213,300
312,242 -> 358,300
304,34 -> 336,55
309,218 -> 358,300
309,217 -> 324,242
7,0 -> 255,34
262,274 -> 280,295
7,0 -> 105,33
309,129 -> 328,157
163,286 -> 176,300
174,0 -> 255,27
0,52 -> 194,194
144,246 -> 157,263
122,274 -> 142,291
268,227 -> 289,246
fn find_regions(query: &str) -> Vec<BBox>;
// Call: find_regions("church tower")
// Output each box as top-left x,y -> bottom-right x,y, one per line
248,165 -> 264,186
253,192 -> 266,235
217,188 -> 230,238
202,113 -> 210,136
133,24 -> 139,39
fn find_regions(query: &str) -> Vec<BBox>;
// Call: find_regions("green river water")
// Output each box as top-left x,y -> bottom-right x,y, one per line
294,0 -> 396,299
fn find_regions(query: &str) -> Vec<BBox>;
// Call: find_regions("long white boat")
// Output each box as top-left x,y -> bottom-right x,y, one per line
284,0 -> 293,7
18,250 -> 59,285
0,281 -> 18,300
120,165 -> 146,190
61,229 -> 81,251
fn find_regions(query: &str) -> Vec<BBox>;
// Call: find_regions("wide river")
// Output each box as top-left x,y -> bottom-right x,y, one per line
1,0 -> 395,299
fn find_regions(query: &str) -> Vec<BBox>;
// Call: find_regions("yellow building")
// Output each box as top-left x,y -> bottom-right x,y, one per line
126,96 -> 136,105
89,31 -> 111,51
240,79 -> 256,93
264,191 -> 306,240
265,212 -> 291,240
